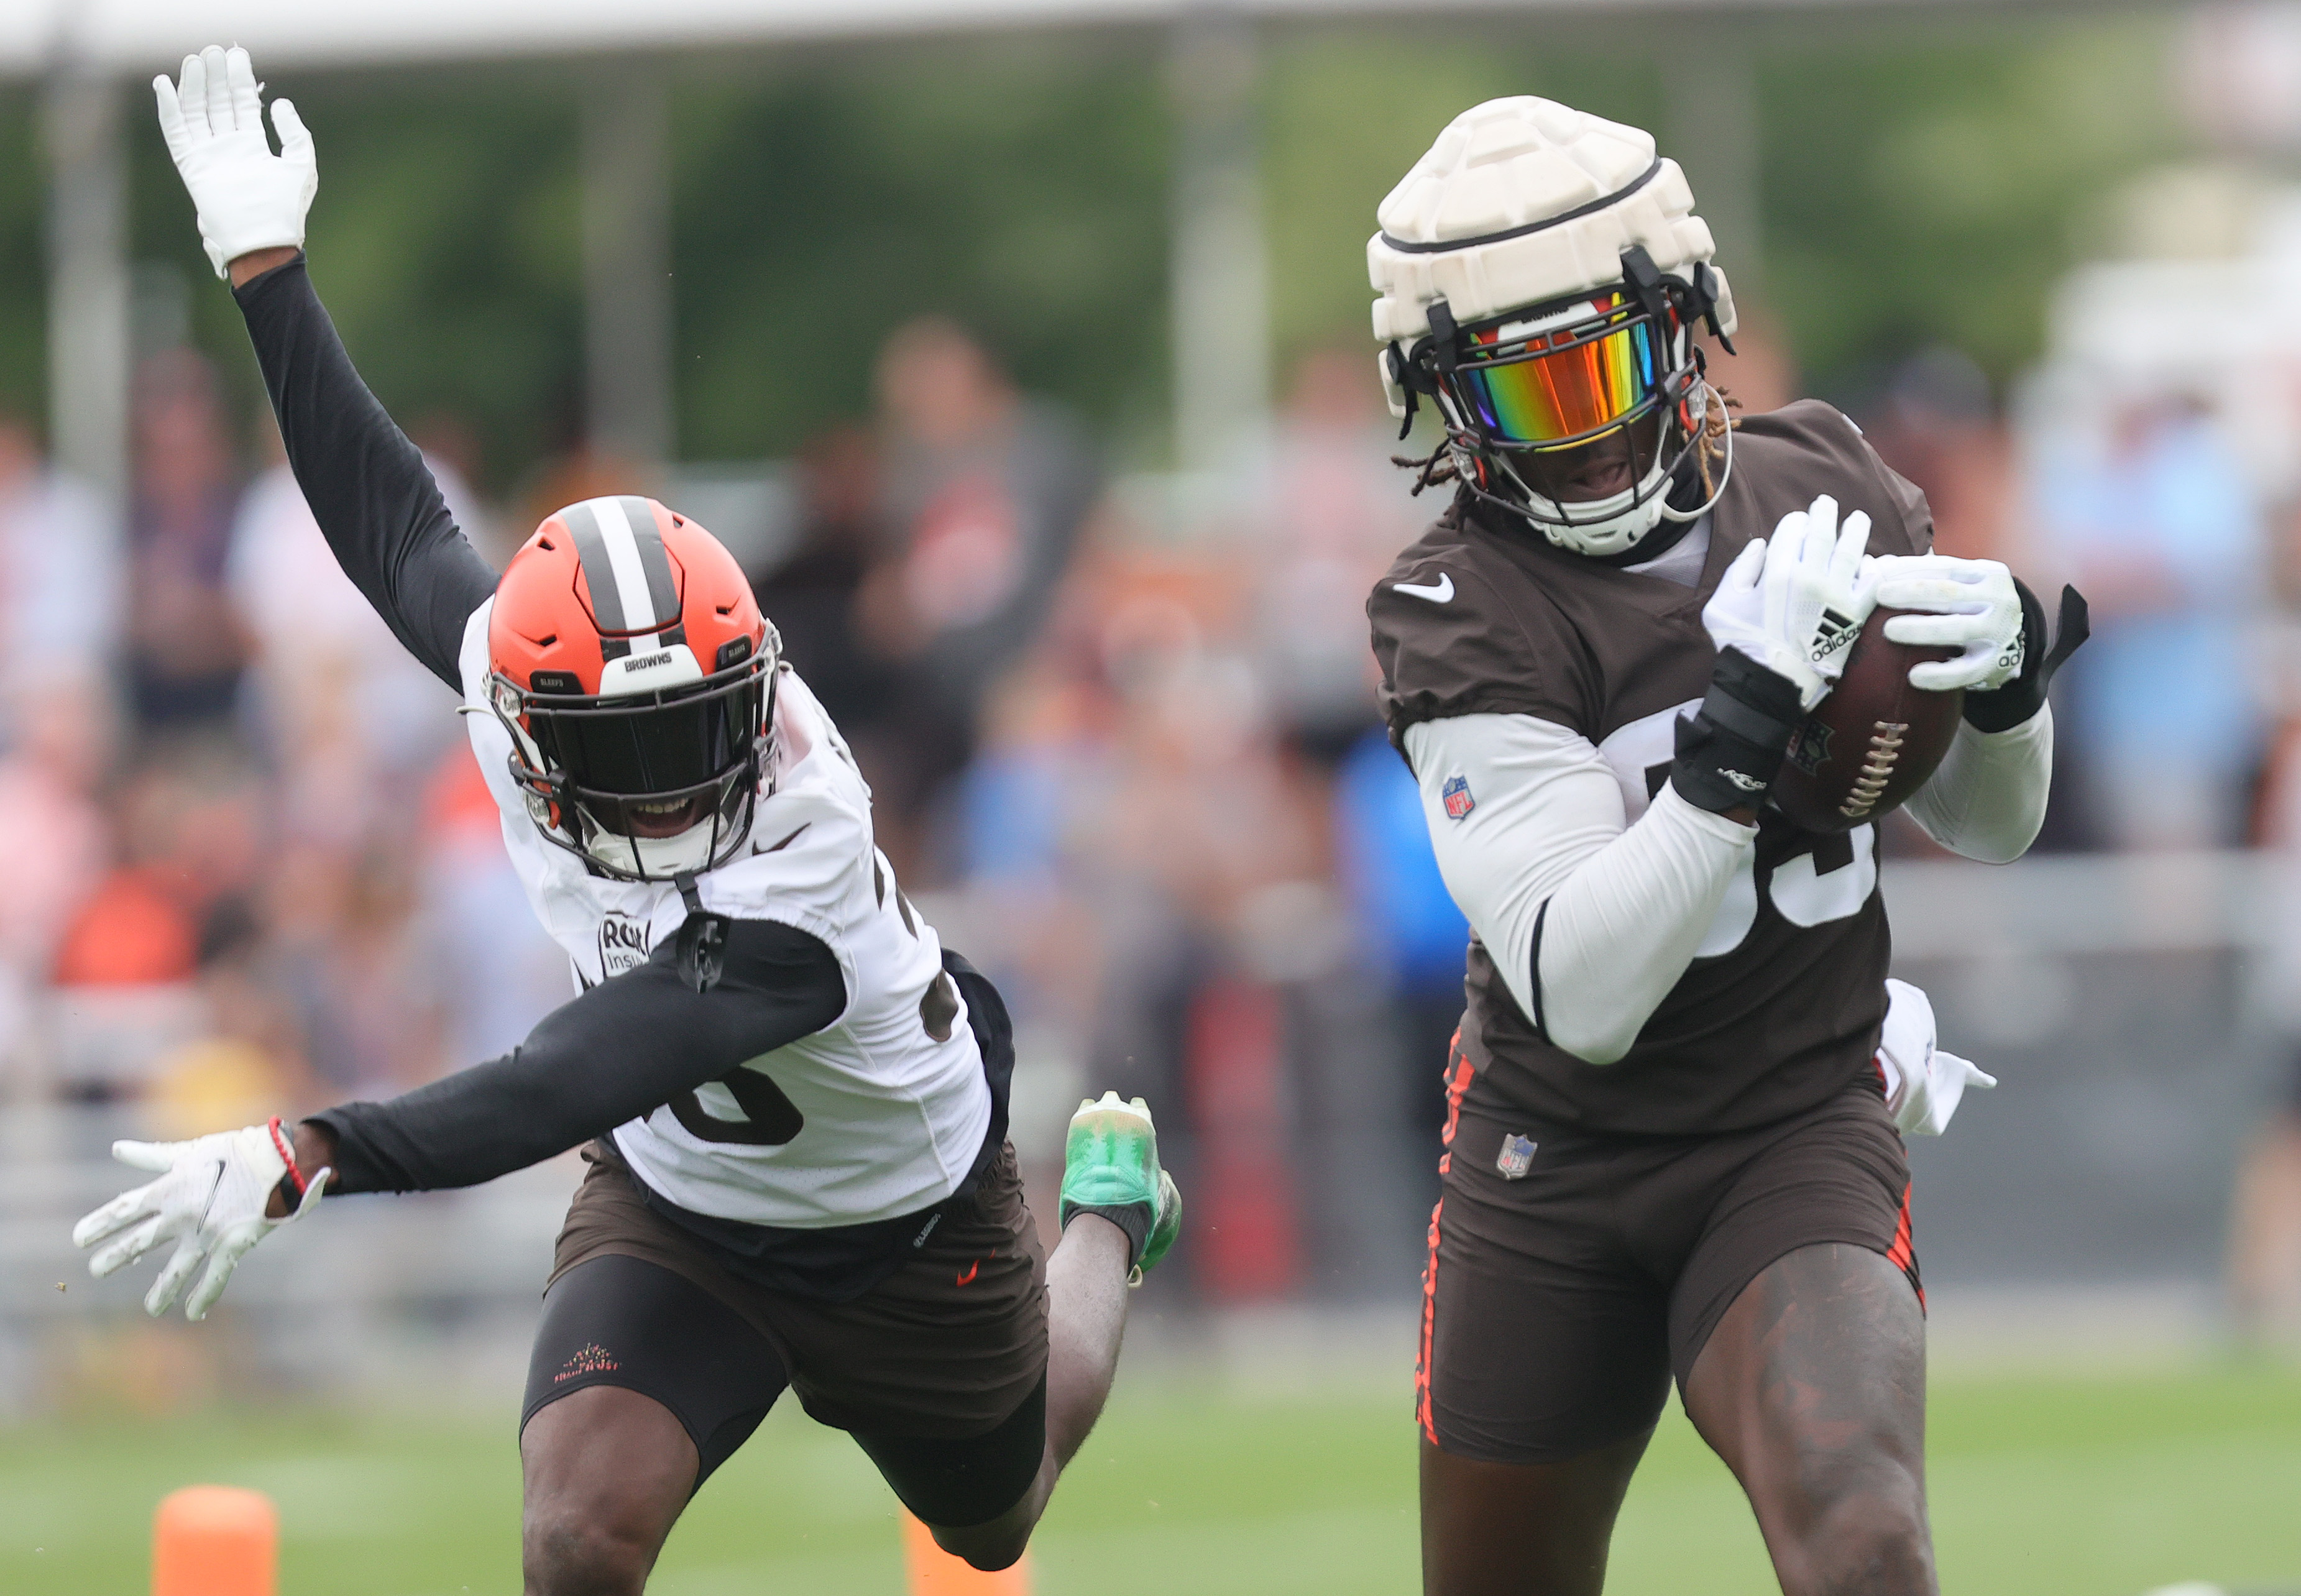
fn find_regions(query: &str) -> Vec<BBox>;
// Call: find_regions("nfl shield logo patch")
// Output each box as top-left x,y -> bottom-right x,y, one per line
1442,774 -> 1476,820
1496,1134 -> 1537,1180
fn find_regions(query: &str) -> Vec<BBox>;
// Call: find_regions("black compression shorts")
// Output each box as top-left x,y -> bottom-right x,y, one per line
1415,1039 -> 1919,1465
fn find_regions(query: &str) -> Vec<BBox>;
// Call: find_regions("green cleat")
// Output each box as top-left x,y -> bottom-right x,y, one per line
1060,1091 -> 1182,1286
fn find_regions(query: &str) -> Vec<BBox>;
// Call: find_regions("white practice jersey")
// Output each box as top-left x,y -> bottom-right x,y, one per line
457,601 -> 992,1228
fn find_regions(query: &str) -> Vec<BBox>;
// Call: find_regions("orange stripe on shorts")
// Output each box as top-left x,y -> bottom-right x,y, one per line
1437,1030 -> 1471,1177
1885,1180 -> 1923,1311
1417,1194 -> 1444,1444
1419,1032 -> 1476,1442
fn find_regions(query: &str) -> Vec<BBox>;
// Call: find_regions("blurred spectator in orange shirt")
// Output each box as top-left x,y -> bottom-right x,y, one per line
47,743 -> 267,1103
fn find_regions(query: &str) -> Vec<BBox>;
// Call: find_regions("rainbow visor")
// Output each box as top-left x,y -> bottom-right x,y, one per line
1453,293 -> 1663,449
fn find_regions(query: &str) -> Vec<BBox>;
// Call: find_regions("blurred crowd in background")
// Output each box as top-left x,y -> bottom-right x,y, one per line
11,269 -> 2301,1313
7,5 -> 2301,1344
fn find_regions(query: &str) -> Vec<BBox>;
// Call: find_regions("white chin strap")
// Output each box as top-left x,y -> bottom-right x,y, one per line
1484,382 -> 1734,561
581,812 -> 725,879
1501,452 -> 1674,559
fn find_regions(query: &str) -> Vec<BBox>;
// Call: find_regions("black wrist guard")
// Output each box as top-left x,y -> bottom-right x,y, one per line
1962,581 -> 2090,733
1671,647 -> 1805,814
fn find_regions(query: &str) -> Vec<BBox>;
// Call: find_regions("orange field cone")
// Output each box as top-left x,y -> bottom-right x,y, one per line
153,1485 -> 277,1596
900,1509 -> 1031,1595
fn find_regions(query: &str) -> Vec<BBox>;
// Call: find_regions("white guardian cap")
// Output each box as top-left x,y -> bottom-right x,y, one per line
1371,97 -> 1740,559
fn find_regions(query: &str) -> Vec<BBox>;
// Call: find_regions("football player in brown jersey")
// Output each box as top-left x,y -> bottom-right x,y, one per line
1365,100 -> 2085,1595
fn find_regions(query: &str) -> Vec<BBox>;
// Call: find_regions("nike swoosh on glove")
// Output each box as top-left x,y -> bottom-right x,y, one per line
154,45 -> 316,279
1866,554 -> 2025,692
1876,976 -> 1996,1137
1701,494 -> 1874,709
72,1119 -> 330,1320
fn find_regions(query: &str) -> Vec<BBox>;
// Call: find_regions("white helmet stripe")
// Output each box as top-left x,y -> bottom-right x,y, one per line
617,495 -> 683,624
587,496 -> 660,632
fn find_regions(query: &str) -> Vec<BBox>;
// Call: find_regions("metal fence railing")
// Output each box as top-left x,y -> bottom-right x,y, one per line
1885,849 -> 2285,1289
0,849 -> 2286,1409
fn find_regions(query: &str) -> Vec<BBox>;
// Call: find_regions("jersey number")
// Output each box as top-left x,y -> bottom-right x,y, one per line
667,842 -> 952,1146
666,1070 -> 805,1146
1694,823 -> 1878,958
876,847 -> 963,1044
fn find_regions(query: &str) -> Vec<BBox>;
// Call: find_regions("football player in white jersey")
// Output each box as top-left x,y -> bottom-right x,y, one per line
73,48 -> 1181,1588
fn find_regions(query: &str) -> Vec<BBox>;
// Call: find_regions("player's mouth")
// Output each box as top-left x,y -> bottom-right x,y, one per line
1515,428 -> 1640,505
1515,410 -> 1666,507
623,795 -> 712,838
1543,435 -> 1636,502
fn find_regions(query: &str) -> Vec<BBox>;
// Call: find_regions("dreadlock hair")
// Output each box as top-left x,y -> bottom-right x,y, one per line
1694,382 -> 1740,501
1390,440 -> 1461,498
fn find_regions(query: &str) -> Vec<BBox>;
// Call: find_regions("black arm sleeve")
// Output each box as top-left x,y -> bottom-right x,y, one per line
233,254 -> 500,689
310,919 -> 848,1195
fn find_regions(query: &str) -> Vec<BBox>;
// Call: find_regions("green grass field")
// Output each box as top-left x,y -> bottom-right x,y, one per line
4,1362 -> 2298,1595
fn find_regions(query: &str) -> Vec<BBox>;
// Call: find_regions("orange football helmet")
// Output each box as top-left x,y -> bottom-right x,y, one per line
485,495 -> 777,881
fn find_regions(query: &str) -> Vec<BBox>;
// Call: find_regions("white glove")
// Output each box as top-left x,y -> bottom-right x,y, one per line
153,46 -> 316,280
71,1119 -> 330,1320
1702,494 -> 1874,709
1876,977 -> 1996,1137
1865,554 -> 2025,693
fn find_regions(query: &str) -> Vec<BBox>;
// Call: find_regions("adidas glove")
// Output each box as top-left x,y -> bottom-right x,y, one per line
1701,495 -> 1875,711
1867,554 -> 2025,693
154,46 -> 316,280
1960,580 -> 2091,733
1674,498 -> 1873,816
72,1119 -> 329,1320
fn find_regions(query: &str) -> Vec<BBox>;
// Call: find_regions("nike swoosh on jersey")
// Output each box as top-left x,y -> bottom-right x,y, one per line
1394,573 -> 1454,603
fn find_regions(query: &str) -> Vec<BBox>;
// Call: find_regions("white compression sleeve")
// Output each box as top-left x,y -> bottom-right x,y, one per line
1901,704 -> 2054,864
1403,713 -> 1757,1066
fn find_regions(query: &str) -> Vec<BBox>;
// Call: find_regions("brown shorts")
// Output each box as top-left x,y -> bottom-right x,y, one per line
1416,1042 -> 1918,1465
545,1142 -> 1049,1440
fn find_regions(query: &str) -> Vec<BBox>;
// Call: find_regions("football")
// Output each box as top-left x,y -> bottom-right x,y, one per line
1769,608 -> 1963,833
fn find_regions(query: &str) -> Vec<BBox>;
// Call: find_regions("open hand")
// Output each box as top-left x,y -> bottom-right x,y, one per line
71,1120 -> 329,1320
154,45 -> 316,280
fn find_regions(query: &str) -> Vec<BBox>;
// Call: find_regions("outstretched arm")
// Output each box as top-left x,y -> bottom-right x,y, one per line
295,919 -> 848,1195
155,46 -> 497,689
75,918 -> 850,1319
232,254 -> 498,687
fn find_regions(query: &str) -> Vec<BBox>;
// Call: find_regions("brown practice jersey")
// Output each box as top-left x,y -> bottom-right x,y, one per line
1369,400 -> 1934,1136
